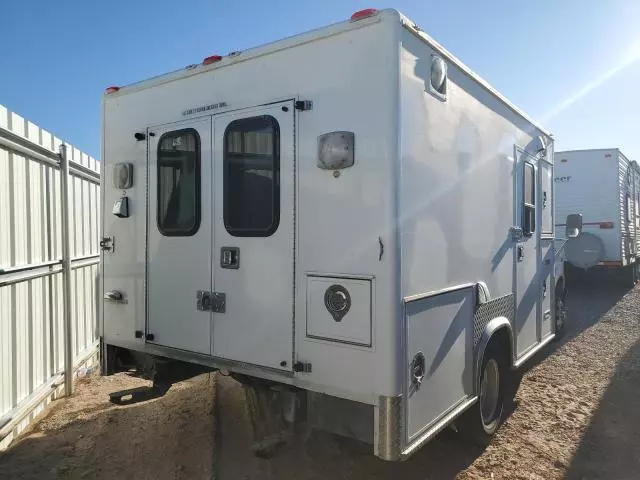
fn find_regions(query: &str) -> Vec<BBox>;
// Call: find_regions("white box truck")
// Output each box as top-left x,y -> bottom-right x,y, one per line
555,149 -> 640,284
100,8 -> 580,460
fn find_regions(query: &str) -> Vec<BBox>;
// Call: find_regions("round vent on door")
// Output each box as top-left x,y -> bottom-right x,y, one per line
324,284 -> 351,322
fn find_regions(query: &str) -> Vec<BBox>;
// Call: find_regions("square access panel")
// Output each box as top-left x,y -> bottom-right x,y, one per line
306,275 -> 372,347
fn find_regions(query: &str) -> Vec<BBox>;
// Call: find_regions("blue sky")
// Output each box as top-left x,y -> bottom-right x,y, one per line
2,1 -> 640,159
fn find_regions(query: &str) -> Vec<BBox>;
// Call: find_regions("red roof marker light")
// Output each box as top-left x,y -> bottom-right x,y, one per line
203,55 -> 223,65
351,8 -> 378,21
105,86 -> 120,94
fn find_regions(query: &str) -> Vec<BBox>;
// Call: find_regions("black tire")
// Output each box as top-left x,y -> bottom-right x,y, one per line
553,285 -> 567,340
457,341 -> 508,447
620,264 -> 638,288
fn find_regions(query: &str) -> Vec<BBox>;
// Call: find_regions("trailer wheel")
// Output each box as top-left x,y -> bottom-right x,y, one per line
621,263 -> 638,287
457,341 -> 507,447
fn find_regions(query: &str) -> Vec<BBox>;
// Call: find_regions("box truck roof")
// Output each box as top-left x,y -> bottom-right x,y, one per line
102,8 -> 550,137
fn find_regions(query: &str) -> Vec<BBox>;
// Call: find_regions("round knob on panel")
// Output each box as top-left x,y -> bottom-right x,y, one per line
324,285 -> 351,322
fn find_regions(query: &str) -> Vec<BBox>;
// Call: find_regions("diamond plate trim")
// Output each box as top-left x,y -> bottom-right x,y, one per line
473,293 -> 515,347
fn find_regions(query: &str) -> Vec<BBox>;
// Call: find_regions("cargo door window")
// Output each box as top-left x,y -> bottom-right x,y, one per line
157,129 -> 201,236
224,116 -> 280,237
523,162 -> 535,236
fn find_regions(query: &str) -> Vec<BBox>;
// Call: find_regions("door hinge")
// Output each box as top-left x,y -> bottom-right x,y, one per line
295,100 -> 313,111
100,236 -> 114,253
293,361 -> 312,373
197,291 -> 226,313
510,227 -> 523,242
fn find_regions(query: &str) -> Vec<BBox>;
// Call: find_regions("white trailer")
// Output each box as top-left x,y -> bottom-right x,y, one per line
101,8 -> 580,460
555,149 -> 640,283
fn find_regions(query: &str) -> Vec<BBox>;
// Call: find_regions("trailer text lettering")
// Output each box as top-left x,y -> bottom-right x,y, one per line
182,102 -> 229,116
554,176 -> 571,183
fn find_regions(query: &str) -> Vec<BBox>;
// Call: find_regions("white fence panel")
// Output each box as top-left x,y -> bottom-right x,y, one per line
0,104 -> 101,448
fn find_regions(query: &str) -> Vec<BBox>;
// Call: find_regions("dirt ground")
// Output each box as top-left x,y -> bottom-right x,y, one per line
2,277 -> 640,479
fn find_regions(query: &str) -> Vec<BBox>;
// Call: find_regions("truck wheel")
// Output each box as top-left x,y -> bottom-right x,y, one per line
554,289 -> 567,340
457,342 -> 507,447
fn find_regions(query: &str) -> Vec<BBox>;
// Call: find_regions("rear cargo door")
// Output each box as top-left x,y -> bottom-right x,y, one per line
147,117 -> 213,354
212,101 -> 294,371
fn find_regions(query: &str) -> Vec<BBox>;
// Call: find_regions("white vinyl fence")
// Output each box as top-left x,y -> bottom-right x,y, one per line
0,104 -> 100,448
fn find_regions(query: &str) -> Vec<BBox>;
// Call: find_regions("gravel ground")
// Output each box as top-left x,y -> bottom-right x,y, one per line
2,277 -> 640,479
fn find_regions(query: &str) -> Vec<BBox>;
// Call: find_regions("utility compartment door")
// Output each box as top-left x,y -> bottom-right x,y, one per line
212,101 -> 294,371
514,148 -> 540,357
405,287 -> 475,441
147,118 -> 213,354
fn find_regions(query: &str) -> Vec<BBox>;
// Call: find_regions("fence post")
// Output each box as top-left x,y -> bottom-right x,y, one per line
58,144 -> 74,396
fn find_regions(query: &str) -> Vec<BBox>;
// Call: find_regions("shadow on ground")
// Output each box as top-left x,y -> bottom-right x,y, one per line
0,374 -> 216,480
564,334 -> 640,480
560,270 -> 631,345
215,374 -> 484,480
519,275 -> 629,373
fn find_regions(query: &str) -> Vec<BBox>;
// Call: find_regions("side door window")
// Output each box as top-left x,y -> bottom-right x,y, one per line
540,161 -> 553,235
523,161 -> 536,236
223,116 -> 280,237
157,129 -> 201,236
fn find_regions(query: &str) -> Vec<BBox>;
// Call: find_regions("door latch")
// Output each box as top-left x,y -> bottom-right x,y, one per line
517,246 -> 525,262
100,236 -> 114,253
220,247 -> 240,269
197,291 -> 226,313
293,361 -> 312,373
410,352 -> 426,390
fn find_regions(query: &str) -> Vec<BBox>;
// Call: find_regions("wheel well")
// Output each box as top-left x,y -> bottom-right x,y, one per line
487,327 -> 512,366
475,324 -> 513,396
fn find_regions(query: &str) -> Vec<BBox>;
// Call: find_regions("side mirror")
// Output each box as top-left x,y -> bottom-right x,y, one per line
565,213 -> 583,239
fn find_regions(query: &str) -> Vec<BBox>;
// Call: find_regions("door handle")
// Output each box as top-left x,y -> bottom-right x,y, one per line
104,290 -> 127,304
517,246 -> 525,262
221,247 -> 240,269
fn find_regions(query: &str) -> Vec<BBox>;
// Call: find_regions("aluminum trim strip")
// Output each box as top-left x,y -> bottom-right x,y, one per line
403,283 -> 476,304
514,333 -> 555,369
401,396 -> 477,458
